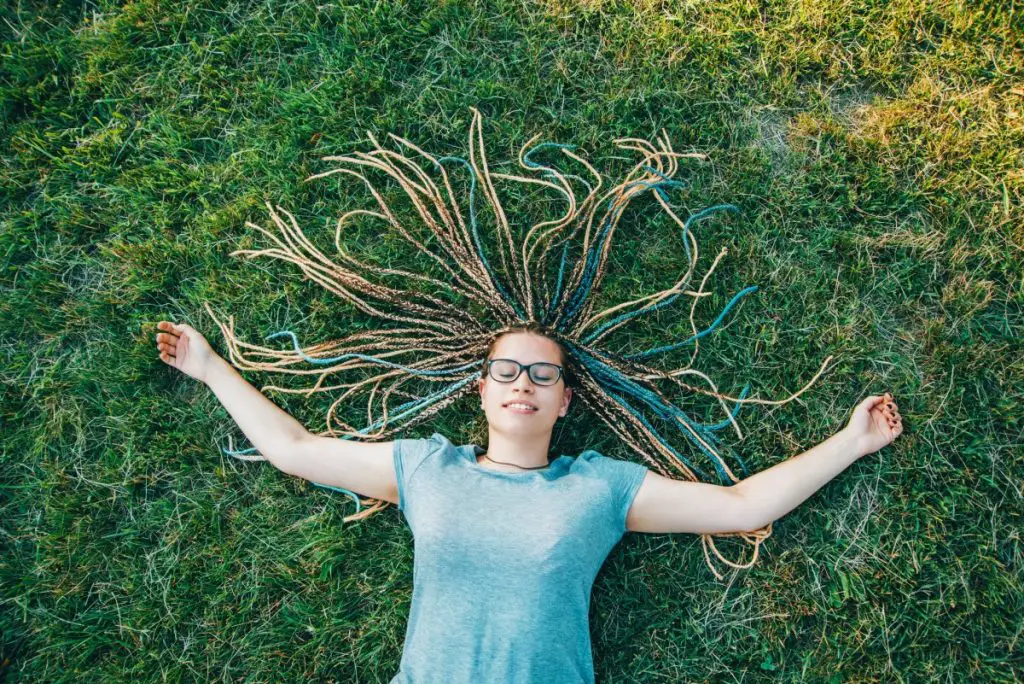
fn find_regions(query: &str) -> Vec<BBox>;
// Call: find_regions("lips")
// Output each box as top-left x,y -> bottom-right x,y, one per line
503,401 -> 538,412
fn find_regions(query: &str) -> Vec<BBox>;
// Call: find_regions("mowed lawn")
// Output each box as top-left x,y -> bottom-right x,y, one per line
2,0 -> 1021,681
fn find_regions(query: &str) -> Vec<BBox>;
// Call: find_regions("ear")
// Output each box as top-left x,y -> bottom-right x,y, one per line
559,387 -> 572,417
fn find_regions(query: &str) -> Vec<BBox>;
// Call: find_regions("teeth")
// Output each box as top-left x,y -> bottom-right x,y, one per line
507,403 -> 537,410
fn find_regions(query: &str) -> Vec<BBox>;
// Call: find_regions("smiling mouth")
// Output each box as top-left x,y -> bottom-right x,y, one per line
504,403 -> 538,413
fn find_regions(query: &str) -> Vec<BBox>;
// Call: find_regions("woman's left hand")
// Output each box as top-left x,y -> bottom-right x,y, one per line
844,392 -> 904,456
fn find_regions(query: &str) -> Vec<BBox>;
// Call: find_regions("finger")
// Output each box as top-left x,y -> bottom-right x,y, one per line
160,352 -> 173,364
156,330 -> 180,344
860,395 -> 886,412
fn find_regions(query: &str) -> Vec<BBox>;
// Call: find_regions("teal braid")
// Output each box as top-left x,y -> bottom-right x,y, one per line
435,156 -> 526,320
556,178 -> 686,329
623,285 -> 760,359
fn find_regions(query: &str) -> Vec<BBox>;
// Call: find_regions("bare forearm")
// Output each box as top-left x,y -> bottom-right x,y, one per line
204,356 -> 309,466
736,428 -> 867,528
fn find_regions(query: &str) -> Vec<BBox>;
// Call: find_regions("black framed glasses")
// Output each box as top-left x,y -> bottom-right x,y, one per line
484,359 -> 564,386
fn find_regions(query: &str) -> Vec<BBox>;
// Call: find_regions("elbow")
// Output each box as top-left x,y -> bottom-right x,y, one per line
262,433 -> 310,473
741,513 -> 774,533
734,484 -> 773,532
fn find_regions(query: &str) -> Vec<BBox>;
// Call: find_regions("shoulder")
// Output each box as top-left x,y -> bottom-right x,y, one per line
568,449 -> 650,533
394,432 -> 463,470
570,448 -> 641,469
568,449 -> 648,489
392,432 -> 467,504
395,431 -> 452,452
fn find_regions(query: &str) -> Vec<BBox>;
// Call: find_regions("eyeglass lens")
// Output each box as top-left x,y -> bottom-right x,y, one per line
490,359 -> 560,385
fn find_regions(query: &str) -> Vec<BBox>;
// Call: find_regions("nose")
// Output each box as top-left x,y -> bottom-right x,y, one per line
512,370 -> 536,392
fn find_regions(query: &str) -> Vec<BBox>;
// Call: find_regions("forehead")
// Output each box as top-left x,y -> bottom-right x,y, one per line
490,333 -> 561,363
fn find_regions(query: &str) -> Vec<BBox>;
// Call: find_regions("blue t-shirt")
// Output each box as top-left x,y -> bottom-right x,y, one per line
389,432 -> 649,684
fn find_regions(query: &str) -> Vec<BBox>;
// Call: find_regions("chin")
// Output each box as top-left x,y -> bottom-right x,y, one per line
504,418 -> 553,434
488,413 -> 551,432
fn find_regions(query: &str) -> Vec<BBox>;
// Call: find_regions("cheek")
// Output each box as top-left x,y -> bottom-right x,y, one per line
480,391 -> 495,411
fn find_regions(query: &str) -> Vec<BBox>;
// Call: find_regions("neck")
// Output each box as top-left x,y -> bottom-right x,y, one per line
479,426 -> 553,470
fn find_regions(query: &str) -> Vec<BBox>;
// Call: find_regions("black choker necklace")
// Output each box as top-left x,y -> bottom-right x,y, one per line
481,453 -> 550,470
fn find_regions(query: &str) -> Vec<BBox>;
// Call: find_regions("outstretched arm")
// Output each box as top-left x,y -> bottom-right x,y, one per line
735,393 -> 903,529
626,393 -> 904,534
156,320 -> 399,502
155,321 -> 310,467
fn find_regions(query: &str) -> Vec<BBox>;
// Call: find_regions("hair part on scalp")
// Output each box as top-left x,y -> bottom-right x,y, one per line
481,321 -> 577,390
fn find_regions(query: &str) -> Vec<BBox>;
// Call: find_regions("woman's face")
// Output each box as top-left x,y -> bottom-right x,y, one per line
477,333 -> 572,437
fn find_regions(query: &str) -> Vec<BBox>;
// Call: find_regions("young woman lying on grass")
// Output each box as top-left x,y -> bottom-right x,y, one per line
155,318 -> 903,684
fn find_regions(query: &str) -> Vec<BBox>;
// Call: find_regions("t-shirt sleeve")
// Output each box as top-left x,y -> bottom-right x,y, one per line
392,434 -> 444,512
586,453 -> 649,534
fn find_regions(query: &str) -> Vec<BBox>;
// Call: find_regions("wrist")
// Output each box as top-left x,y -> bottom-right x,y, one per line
202,354 -> 231,387
838,426 -> 871,460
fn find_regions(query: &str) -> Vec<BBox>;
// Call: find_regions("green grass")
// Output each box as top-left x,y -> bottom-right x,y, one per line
2,0 -> 1022,680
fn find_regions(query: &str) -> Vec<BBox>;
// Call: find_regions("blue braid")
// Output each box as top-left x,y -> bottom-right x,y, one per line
558,179 -> 687,327
524,141 -> 593,323
642,164 -> 684,202
602,388 -> 711,480
435,156 -> 526,319
623,285 -> 759,360
565,341 -> 747,483
541,241 -> 572,326
522,141 -> 595,193
704,384 -> 750,432
263,330 -> 481,375
576,205 -> 740,343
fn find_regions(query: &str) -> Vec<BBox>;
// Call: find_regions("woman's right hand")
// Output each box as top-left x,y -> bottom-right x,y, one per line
843,391 -> 904,456
155,321 -> 220,385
